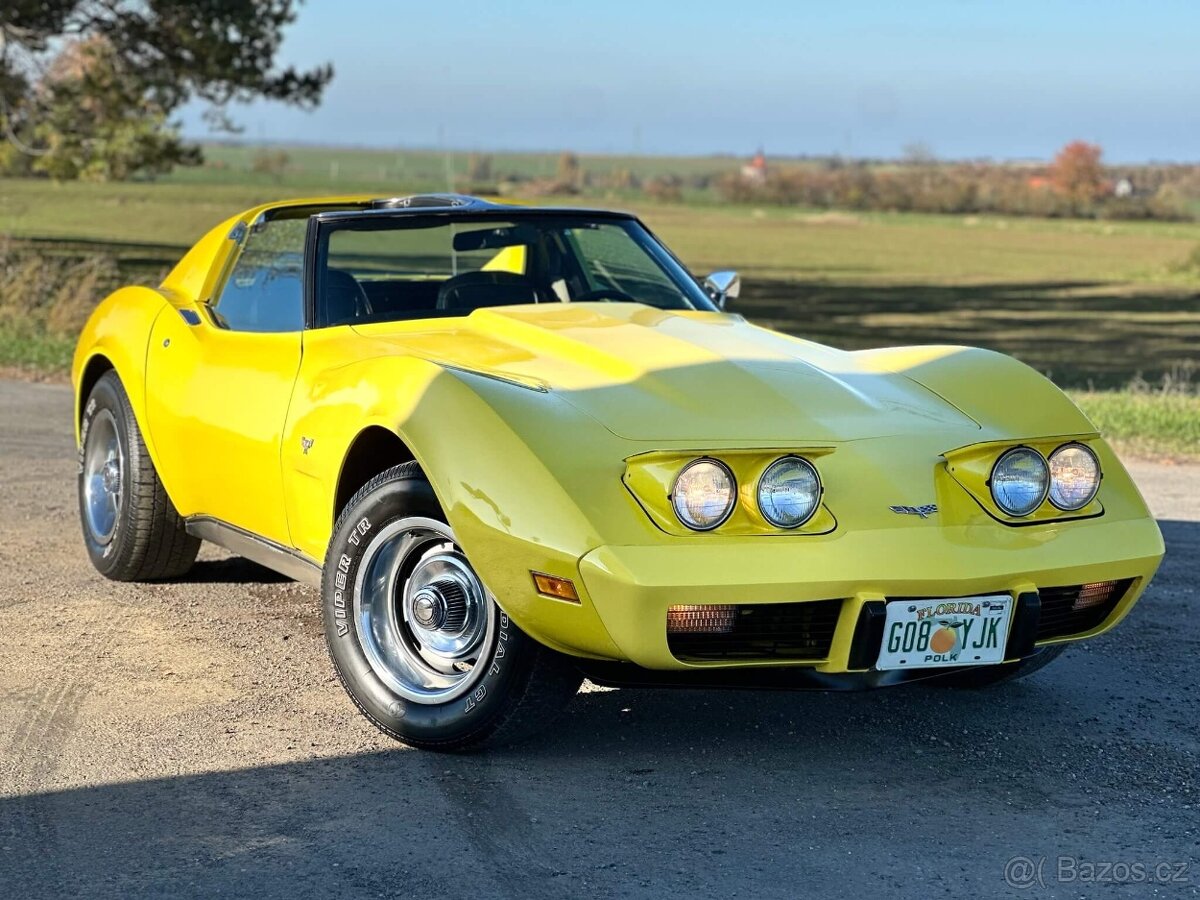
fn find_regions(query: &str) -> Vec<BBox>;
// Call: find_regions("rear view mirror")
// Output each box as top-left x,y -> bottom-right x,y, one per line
453,224 -> 539,252
703,270 -> 741,310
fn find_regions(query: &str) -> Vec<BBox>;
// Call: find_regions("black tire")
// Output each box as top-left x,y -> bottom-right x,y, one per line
927,644 -> 1068,688
78,370 -> 200,581
322,462 -> 582,751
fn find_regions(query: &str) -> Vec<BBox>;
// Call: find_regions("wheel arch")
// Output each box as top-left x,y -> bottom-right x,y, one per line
76,352 -> 115,433
333,425 -> 417,526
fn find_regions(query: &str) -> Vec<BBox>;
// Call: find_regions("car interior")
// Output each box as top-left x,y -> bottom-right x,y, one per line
317,219 -> 696,327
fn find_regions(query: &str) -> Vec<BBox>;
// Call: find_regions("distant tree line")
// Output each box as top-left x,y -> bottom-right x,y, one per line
713,142 -> 1196,221
459,142 -> 1199,223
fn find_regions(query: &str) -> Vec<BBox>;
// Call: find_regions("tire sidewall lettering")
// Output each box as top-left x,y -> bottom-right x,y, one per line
78,396 -> 96,474
468,612 -> 509,713
332,516 -> 371,640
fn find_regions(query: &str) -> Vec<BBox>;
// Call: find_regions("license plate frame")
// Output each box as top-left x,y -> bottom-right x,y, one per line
875,595 -> 1013,670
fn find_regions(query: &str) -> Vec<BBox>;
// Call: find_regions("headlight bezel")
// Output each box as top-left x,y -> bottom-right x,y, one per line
1047,441 -> 1102,511
623,448 -> 838,537
670,457 -> 738,531
756,455 -> 823,529
988,445 -> 1051,517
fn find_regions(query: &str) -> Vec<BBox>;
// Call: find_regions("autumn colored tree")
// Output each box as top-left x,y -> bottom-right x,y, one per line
31,37 -> 200,181
1051,141 -> 1106,205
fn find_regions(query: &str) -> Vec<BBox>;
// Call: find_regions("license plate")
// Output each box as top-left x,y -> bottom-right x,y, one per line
875,595 -> 1013,670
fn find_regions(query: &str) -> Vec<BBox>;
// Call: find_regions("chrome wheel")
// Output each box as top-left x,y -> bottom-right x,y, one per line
83,408 -> 123,545
353,517 -> 496,704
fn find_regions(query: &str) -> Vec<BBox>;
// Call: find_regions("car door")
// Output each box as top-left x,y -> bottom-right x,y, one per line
145,216 -> 308,547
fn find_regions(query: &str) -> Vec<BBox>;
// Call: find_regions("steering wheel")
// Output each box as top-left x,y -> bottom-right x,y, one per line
574,288 -> 638,303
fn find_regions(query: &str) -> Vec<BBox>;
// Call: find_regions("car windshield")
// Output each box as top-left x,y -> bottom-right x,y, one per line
314,212 -> 716,328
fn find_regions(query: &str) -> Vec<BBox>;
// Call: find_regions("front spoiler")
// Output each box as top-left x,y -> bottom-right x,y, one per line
578,658 -> 999,691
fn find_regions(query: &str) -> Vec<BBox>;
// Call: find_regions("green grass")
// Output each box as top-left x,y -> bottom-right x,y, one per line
0,329 -> 76,375
1074,390 -> 1200,461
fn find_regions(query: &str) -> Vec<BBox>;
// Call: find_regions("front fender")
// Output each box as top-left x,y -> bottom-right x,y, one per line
284,356 -> 655,659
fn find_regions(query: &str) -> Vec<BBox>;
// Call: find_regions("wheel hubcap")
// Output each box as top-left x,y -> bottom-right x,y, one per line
83,409 -> 123,545
353,517 -> 496,704
411,579 -> 468,632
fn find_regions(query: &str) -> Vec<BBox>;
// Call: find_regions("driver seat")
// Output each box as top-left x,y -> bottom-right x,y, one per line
324,268 -> 373,325
436,271 -> 542,312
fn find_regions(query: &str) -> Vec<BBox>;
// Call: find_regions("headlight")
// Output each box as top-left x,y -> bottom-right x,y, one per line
990,447 -> 1049,516
1048,443 -> 1101,510
671,459 -> 736,531
757,456 -> 821,528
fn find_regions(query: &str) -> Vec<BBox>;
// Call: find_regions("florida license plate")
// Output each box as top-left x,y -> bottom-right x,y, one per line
875,595 -> 1013,670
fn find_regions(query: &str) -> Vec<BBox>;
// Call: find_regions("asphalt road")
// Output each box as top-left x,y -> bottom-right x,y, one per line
0,378 -> 1196,899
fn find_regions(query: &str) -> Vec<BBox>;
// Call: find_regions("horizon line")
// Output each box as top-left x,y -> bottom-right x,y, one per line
183,137 -> 1200,168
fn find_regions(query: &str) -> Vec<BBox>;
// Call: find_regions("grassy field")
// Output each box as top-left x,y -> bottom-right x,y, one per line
1074,389 -> 1200,460
1,161 -> 1197,458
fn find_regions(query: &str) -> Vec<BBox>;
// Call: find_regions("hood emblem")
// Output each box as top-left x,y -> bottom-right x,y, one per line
890,504 -> 938,518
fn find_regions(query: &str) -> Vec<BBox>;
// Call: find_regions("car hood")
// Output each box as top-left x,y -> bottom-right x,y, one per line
353,303 -> 981,442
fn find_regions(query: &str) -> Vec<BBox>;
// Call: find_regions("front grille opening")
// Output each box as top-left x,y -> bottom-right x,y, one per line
1037,578 -> 1134,641
666,599 -> 843,662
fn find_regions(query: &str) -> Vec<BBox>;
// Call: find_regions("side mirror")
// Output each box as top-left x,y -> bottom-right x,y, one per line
703,270 -> 741,310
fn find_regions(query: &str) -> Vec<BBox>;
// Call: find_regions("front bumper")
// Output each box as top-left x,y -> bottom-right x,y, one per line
577,514 -> 1164,671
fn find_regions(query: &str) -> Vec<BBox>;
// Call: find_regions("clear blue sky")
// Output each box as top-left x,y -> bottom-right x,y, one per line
180,0 -> 1199,162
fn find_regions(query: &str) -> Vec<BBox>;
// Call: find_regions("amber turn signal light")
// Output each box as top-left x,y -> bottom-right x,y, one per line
666,604 -> 738,634
532,572 -> 580,603
1073,581 -> 1119,611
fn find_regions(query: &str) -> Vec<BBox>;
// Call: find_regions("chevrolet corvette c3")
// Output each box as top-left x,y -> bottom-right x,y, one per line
72,194 -> 1164,749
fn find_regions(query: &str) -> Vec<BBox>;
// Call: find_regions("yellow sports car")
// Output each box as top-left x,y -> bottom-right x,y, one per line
74,194 -> 1164,750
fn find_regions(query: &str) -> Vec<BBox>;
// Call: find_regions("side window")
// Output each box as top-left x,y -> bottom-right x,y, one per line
211,218 -> 308,332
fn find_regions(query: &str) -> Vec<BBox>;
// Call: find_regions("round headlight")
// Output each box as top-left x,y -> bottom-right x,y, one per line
990,447 -> 1049,517
671,459 -> 736,531
1048,443 -> 1100,510
757,456 -> 821,528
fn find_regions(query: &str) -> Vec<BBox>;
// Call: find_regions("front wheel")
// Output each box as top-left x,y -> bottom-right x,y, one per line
322,462 -> 582,750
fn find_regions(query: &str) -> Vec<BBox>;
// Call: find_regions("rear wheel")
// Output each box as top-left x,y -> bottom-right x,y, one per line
928,644 -> 1068,688
78,370 -> 199,581
322,462 -> 582,750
